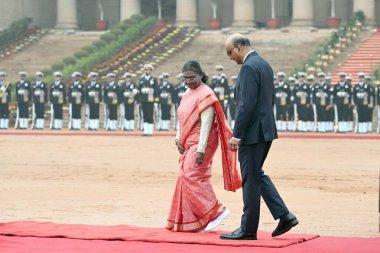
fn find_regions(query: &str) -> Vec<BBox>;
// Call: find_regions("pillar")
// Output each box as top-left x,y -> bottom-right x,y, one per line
291,0 -> 313,27
176,0 -> 197,27
231,0 -> 255,27
353,0 -> 375,26
120,0 -> 141,21
55,0 -> 78,29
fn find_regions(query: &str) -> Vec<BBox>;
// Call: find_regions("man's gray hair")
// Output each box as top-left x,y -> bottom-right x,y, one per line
232,37 -> 251,47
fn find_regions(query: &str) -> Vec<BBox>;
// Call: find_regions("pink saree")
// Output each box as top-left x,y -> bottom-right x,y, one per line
166,84 -> 242,232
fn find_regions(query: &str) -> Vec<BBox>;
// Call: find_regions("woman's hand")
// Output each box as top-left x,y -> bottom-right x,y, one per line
175,139 -> 185,154
195,152 -> 204,164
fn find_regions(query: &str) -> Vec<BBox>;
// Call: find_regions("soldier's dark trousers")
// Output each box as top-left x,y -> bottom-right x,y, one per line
124,103 -> 135,120
287,105 -> 295,121
107,104 -> 118,120
142,102 -> 154,123
337,105 -> 349,121
316,106 -> 327,121
89,103 -> 99,119
71,104 -> 81,119
229,104 -> 236,119
160,104 -> 171,120
357,105 -> 366,122
276,106 -> 287,120
18,102 -> 29,118
0,104 -> 9,118
298,105 -> 308,121
35,103 -> 45,119
53,104 -> 63,119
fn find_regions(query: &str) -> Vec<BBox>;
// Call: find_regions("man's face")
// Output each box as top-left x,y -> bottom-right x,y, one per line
90,76 -> 97,82
37,76 -> 43,81
339,76 -> 345,82
217,69 -> 223,75
318,76 -> 325,83
125,77 -> 131,83
144,68 -> 151,75
20,74 -> 26,80
278,76 -> 284,82
298,77 -> 305,83
225,43 -> 242,65
55,76 -> 61,82
73,76 -> 80,82
0,75 -> 5,81
109,77 -> 116,83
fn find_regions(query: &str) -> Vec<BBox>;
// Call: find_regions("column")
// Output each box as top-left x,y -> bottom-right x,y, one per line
55,0 -> 78,29
231,0 -> 255,27
176,0 -> 197,27
353,0 -> 375,26
291,0 -> 313,27
120,0 -> 141,21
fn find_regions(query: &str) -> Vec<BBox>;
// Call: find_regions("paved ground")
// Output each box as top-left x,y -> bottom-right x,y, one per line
0,131 -> 379,237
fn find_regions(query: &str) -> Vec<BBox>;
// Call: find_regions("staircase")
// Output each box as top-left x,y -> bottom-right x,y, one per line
331,32 -> 380,84
153,30 -> 331,82
0,32 -> 100,81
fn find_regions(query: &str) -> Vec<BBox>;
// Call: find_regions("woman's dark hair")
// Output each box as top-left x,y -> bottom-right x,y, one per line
182,60 -> 208,83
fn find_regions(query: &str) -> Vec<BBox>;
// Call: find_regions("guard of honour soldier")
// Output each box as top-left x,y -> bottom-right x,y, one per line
0,66 -> 379,134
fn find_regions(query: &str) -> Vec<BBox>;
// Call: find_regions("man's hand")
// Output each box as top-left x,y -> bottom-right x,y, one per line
229,138 -> 240,151
196,152 -> 204,164
175,139 -> 185,154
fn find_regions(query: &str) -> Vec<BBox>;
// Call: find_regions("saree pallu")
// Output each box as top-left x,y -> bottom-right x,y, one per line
166,84 -> 241,232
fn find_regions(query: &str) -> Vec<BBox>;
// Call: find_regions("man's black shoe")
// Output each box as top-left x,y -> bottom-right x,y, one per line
272,212 -> 299,237
220,227 -> 257,240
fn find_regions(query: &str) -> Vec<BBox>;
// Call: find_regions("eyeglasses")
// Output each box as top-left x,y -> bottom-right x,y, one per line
226,47 -> 237,57
182,75 -> 197,82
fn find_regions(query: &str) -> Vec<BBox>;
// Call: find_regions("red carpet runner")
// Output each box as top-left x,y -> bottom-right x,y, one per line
0,221 -> 379,253
0,221 -> 317,248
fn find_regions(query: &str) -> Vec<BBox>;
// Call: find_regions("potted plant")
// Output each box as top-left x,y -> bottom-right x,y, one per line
266,0 -> 280,29
327,0 -> 341,28
96,0 -> 108,31
208,0 -> 221,29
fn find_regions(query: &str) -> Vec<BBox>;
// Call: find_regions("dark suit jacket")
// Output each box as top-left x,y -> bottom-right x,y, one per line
233,51 -> 278,145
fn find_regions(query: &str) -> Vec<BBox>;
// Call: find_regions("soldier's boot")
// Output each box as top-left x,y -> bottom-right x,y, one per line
58,119 -> 63,130
143,122 -> 149,135
4,119 -> 8,129
129,120 -> 135,131
124,119 -> 130,130
95,119 -> 99,130
149,123 -> 154,136
368,122 -> 372,132
0,118 -> 4,129
276,121 -> 281,131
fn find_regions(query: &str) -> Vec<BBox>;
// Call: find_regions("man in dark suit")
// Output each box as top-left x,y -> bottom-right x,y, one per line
220,33 -> 298,240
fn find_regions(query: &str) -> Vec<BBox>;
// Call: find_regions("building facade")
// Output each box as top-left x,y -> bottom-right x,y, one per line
0,0 -> 379,30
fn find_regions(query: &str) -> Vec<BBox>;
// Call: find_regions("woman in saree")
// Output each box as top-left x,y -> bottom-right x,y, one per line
166,60 -> 242,232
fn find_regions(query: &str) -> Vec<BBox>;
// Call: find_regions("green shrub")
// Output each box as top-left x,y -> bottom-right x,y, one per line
93,40 -> 106,48
82,45 -> 97,54
62,56 -> 76,65
100,33 -> 116,42
51,62 -> 64,71
74,50 -> 89,59
41,68 -> 52,77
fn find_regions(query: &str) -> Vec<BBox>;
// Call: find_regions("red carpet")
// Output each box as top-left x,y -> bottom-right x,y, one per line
0,222 -> 378,253
1,130 -> 380,139
0,221 -> 317,248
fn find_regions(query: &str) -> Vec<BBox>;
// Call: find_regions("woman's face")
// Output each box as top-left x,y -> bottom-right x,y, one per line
182,70 -> 201,89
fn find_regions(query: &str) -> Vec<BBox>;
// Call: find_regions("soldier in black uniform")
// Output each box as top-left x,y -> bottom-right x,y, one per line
365,76 -> 375,133
158,72 -> 174,131
324,76 -> 335,132
32,72 -> 48,129
376,82 -> 380,134
0,71 -> 11,129
295,72 -> 312,132
86,72 -> 102,130
121,72 -> 139,131
15,71 -> 32,129
306,75 -> 316,132
228,75 -> 237,129
333,72 -> 352,132
139,64 -> 159,136
68,72 -> 85,130
286,77 -> 297,131
345,76 -> 354,132
104,73 -> 121,131
173,73 -> 187,130
50,72 -> 66,130
312,72 -> 332,132
274,72 -> 289,131
210,65 -> 229,113
353,73 -> 370,133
